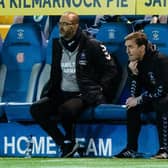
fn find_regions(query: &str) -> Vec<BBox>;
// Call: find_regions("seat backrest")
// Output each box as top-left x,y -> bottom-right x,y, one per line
23,16 -> 48,34
79,15 -> 96,29
36,51 -> 51,100
96,22 -> 133,62
0,23 -> 45,102
35,25 -> 59,100
46,24 -> 59,62
96,23 -> 133,104
144,24 -> 168,56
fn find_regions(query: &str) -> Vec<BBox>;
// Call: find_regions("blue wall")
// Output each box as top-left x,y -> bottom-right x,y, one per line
0,122 -> 159,157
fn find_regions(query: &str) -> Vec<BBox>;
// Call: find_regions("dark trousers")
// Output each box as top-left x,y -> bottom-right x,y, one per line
30,92 -> 88,146
126,95 -> 168,151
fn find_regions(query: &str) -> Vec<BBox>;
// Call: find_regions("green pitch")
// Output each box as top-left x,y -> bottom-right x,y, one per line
0,158 -> 168,168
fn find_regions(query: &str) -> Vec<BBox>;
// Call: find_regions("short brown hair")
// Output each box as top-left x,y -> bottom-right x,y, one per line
124,32 -> 148,47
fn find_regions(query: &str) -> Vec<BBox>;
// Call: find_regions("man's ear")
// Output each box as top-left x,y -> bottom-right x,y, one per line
141,44 -> 146,52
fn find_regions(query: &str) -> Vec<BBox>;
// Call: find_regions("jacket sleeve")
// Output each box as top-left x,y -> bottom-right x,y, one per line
127,66 -> 142,97
79,40 -> 119,105
97,43 -> 121,102
140,56 -> 168,103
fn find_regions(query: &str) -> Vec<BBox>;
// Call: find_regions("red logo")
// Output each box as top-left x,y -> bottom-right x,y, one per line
16,52 -> 24,63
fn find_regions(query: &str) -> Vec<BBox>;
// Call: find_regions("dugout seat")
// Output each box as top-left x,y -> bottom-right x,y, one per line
144,24 -> 168,56
0,23 -> 45,102
23,16 -> 48,32
95,22 -> 133,55
4,24 -> 58,122
0,23 -> 45,121
96,22 -> 133,104
36,24 -> 59,100
79,15 -> 96,29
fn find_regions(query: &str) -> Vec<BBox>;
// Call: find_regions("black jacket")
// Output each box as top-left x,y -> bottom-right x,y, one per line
128,47 -> 168,103
46,31 -> 120,105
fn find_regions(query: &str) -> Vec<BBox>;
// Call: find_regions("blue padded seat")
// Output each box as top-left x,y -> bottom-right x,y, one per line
5,103 -> 94,122
93,104 -> 156,124
4,103 -> 156,123
96,22 -> 133,58
95,22 -> 133,76
23,16 -> 48,33
79,15 -> 96,29
94,104 -> 126,121
96,23 -> 133,104
36,25 -> 59,100
144,24 -> 168,56
0,23 -> 45,102
95,22 -> 133,69
5,25 -> 59,122
4,102 -> 32,122
45,24 -> 59,60
0,23 -> 45,121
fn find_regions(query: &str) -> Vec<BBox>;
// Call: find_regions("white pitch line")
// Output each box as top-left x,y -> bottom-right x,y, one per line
39,164 -> 168,168
40,167 -> 89,168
